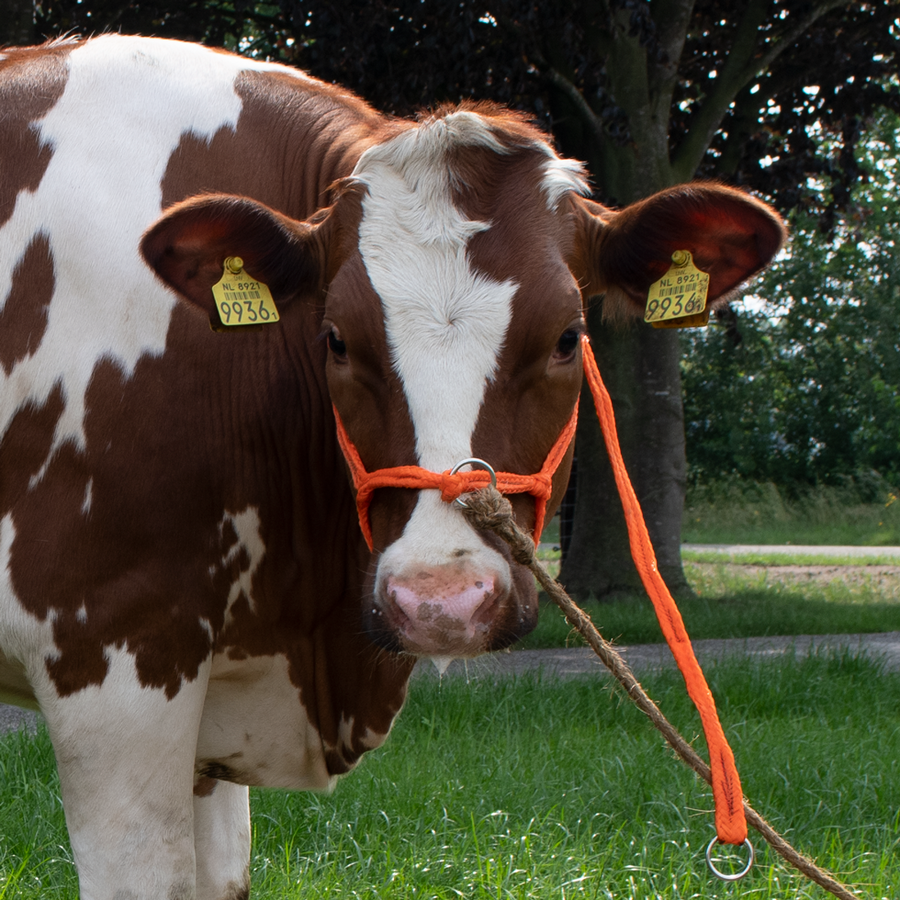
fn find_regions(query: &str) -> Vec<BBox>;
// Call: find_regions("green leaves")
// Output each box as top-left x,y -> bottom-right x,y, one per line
682,112 -> 900,488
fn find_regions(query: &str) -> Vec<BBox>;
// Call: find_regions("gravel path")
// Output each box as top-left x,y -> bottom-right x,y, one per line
0,703 -> 37,736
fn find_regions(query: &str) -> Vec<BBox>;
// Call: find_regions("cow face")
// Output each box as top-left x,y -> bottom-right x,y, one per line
317,112 -> 596,661
142,108 -> 783,663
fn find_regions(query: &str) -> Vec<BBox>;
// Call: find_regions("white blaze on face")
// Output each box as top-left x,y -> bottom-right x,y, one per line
355,113 -> 517,474
354,112 -> 522,648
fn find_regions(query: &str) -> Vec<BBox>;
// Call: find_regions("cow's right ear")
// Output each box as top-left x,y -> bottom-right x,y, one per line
140,194 -> 329,314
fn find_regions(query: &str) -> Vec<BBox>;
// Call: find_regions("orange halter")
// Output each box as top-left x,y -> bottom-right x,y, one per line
333,333 -> 747,849
334,399 -> 579,552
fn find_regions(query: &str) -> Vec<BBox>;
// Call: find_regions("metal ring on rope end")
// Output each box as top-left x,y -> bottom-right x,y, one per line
449,458 -> 497,508
706,836 -> 754,882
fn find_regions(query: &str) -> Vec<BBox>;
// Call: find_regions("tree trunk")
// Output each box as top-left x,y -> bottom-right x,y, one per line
560,309 -> 691,600
546,12 -> 691,602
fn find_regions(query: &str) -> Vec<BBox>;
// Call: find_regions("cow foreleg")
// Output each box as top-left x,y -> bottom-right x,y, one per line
193,778 -> 251,900
36,648 -> 211,900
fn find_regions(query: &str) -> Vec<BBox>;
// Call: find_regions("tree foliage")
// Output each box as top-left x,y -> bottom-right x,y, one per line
682,110 -> 900,489
26,1 -> 900,214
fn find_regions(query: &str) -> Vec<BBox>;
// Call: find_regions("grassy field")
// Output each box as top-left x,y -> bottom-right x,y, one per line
681,480 -> 900,546
0,652 -> 897,898
530,480 -> 900,651
521,552 -> 900,649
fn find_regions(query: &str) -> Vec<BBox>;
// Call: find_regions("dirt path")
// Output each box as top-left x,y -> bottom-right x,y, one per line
691,561 -> 900,595
682,543 -> 900,557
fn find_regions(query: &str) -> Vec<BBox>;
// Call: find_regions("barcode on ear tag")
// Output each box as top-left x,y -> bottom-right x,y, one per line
211,257 -> 280,329
651,309 -> 710,329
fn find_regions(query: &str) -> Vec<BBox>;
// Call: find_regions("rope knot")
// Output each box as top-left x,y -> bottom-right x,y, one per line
438,471 -> 467,503
460,487 -> 535,567
531,472 -> 554,499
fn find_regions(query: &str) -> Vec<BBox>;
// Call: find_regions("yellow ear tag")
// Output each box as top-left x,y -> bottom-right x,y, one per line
211,257 -> 280,330
645,250 -> 710,328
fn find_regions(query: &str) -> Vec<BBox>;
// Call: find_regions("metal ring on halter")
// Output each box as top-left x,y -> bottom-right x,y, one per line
705,836 -> 754,882
449,458 -> 497,508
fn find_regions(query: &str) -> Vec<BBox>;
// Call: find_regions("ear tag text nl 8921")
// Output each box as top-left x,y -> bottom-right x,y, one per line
210,257 -> 280,332
645,250 -> 710,329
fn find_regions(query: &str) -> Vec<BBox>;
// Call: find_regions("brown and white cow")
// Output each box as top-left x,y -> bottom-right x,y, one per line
0,34 -> 783,899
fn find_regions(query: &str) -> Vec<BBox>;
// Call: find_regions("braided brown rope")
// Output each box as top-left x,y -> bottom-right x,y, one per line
461,486 -> 860,900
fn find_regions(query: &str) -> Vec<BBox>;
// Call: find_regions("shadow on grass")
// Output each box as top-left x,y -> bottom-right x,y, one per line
517,589 -> 900,649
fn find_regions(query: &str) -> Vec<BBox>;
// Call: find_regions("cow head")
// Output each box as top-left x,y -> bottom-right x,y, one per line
141,107 -> 783,663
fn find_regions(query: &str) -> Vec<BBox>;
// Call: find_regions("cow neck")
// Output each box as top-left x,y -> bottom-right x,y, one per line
333,399 -> 579,552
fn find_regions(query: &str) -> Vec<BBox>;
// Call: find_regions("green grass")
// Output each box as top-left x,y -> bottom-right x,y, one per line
682,549 -> 900,566
682,480 -> 900,546
1,653 -> 898,897
519,555 -> 900,649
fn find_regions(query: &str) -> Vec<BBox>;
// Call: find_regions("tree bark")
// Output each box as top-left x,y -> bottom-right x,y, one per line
550,5 -> 692,600
561,314 -> 690,599
554,0 -> 834,601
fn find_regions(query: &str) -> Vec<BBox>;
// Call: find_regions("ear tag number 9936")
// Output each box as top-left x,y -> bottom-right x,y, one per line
211,257 -> 280,330
645,250 -> 710,328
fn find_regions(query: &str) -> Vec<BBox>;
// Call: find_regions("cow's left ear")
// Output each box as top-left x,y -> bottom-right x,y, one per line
574,184 -> 785,314
141,194 -> 329,314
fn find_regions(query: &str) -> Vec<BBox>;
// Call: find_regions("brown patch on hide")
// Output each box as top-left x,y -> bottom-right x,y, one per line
0,384 -> 65,513
160,69 -> 396,216
0,42 -> 72,228
0,235 -> 54,375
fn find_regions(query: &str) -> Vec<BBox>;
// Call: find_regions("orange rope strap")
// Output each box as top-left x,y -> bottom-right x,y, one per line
333,400 -> 579,551
580,334 -> 746,845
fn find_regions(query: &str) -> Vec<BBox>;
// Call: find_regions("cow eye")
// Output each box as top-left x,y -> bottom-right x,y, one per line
328,327 -> 347,359
553,329 -> 580,362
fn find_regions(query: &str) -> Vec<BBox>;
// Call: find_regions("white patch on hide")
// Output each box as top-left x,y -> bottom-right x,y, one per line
336,713 -> 387,754
541,155 -> 591,209
0,35 -> 310,475
81,478 -> 93,515
354,111 -> 517,473
197,653 -> 334,790
355,111 -> 517,584
36,644 -> 212,898
215,506 -> 266,626
193,780 -> 250,900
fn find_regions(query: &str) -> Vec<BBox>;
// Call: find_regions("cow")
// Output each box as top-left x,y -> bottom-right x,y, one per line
0,34 -> 784,900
